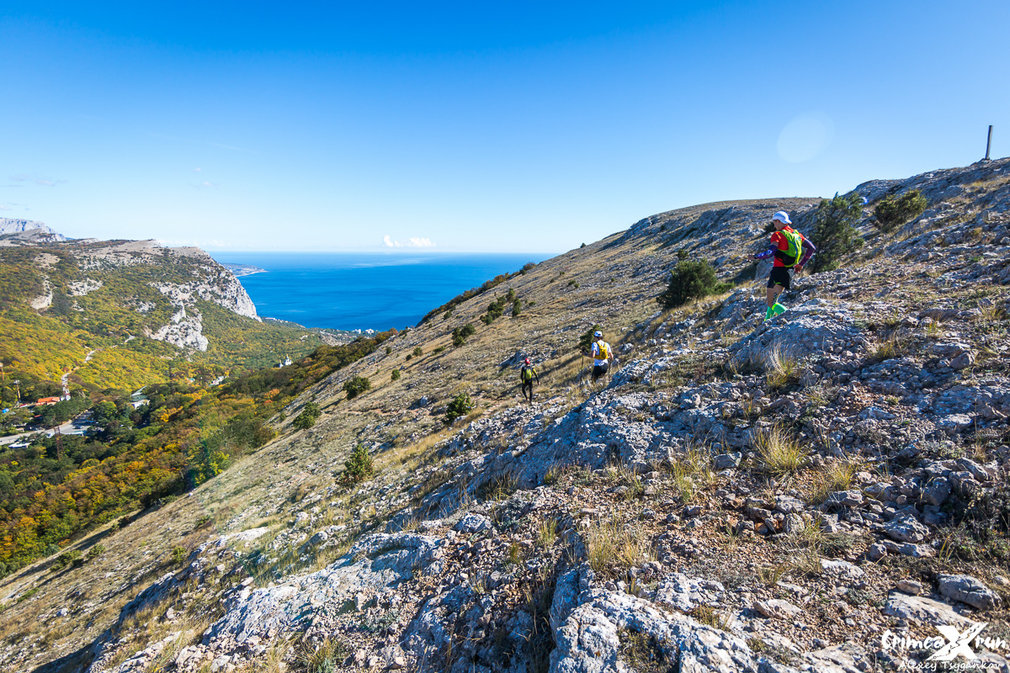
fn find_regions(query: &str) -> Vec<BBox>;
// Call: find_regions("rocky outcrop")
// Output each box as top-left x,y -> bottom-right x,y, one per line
0,217 -> 64,243
151,308 -> 210,351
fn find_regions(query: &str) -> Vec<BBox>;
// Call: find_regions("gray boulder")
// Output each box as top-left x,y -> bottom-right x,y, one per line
938,574 -> 1002,611
883,515 -> 929,543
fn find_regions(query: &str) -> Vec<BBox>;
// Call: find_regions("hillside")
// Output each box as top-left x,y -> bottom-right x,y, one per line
3,158 -> 1010,672
0,234 -> 339,399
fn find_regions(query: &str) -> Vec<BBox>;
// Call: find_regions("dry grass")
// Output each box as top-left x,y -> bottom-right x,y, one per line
757,563 -> 789,586
752,425 -> 807,476
536,518 -> 559,548
763,345 -> 802,390
691,605 -> 731,631
604,463 -> 644,500
296,637 -> 347,673
870,333 -> 906,362
586,517 -> 653,574
805,459 -> 859,505
667,445 -> 715,502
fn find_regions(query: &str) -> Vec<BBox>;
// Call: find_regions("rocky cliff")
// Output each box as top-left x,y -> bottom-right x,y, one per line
3,159 -> 1010,673
0,217 -> 65,243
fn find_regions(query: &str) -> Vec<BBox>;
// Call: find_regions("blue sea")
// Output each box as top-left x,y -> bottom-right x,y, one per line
209,252 -> 550,331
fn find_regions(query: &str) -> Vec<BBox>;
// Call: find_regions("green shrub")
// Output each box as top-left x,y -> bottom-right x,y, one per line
51,550 -> 82,571
293,402 -> 322,429
452,323 -> 476,347
343,376 -> 371,400
343,443 -> 374,483
874,190 -> 927,231
86,544 -> 105,561
511,298 -> 522,317
809,193 -> 864,272
481,296 -> 508,324
412,346 -> 423,357
657,260 -> 729,308
171,546 -> 187,566
578,325 -> 603,356
390,369 -> 401,381
445,393 -> 473,424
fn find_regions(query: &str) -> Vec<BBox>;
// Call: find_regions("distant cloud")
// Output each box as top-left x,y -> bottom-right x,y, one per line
10,174 -> 65,187
193,167 -> 203,172
383,235 -> 435,248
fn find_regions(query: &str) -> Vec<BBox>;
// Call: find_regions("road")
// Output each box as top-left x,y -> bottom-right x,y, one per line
0,419 -> 88,447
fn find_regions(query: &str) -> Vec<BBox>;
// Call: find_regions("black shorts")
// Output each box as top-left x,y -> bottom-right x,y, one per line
592,362 -> 609,380
767,267 -> 793,290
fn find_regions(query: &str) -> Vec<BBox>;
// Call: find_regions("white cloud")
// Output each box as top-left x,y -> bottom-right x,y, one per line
10,174 -> 64,187
383,235 -> 435,248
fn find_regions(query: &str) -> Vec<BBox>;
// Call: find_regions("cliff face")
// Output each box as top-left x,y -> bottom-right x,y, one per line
0,217 -> 65,243
4,159 -> 1010,673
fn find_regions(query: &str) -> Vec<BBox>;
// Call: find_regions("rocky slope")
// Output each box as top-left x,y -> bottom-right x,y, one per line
4,159 -> 1010,672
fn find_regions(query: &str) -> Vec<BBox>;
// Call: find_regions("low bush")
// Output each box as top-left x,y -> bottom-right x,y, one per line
657,260 -> 729,308
343,376 -> 371,400
390,369 -> 400,381
874,189 -> 927,231
51,550 -> 82,571
343,443 -> 374,483
292,402 -> 321,429
445,393 -> 473,424
809,193 -> 864,272
452,323 -> 476,347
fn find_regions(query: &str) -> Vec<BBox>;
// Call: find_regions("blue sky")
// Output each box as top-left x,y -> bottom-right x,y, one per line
2,1 -> 1008,253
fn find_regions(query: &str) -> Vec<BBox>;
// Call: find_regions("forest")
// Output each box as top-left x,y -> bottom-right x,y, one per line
0,329 -> 395,577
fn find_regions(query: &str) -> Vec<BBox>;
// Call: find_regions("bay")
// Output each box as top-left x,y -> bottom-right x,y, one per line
209,252 -> 549,331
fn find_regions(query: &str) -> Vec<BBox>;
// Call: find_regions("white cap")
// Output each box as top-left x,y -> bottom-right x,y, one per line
772,211 -> 792,225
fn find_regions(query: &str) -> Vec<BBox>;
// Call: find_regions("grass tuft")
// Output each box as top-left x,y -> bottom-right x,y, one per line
586,517 -> 652,574
753,425 -> 806,476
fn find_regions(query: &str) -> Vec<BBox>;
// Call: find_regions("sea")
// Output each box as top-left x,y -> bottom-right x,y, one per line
209,252 -> 551,332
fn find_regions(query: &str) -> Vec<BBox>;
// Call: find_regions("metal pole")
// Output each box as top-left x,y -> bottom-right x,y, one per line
985,125 -> 993,161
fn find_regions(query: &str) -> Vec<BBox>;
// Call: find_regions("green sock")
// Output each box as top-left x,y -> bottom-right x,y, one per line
772,302 -> 787,316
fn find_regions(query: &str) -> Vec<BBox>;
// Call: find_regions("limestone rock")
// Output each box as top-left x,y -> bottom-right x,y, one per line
937,574 -> 1002,611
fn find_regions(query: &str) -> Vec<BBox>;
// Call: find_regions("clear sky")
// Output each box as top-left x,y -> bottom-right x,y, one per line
2,1 -> 1008,253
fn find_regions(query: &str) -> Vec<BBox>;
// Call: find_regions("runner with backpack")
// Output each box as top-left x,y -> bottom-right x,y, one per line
590,331 -> 614,383
519,358 -> 539,403
753,211 -> 817,322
